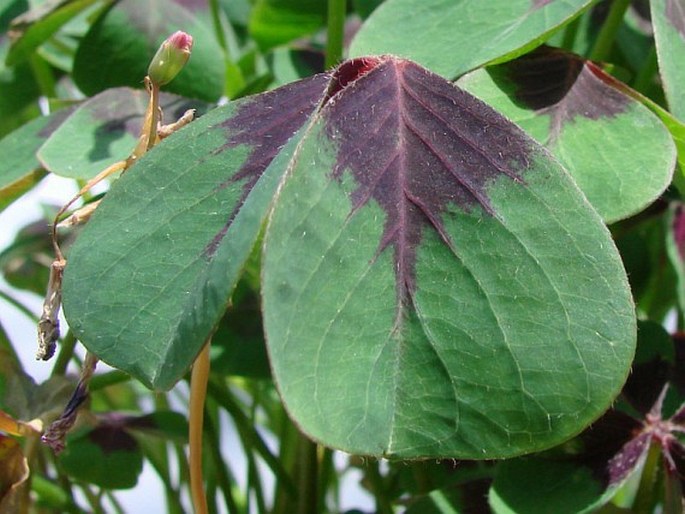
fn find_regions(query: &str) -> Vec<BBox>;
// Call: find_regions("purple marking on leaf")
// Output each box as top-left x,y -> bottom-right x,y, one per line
172,0 -> 206,13
89,90 -> 206,139
88,424 -> 138,454
203,72 -> 331,257
36,105 -> 78,138
578,409 -> 643,486
324,57 -> 533,298
666,0 -> 685,39
494,46 -> 630,142
531,0 -> 554,9
607,432 -> 651,485
673,205 -> 685,261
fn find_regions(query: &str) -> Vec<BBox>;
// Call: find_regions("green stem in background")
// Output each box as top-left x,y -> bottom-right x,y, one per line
560,14 -> 581,51
411,462 -> 434,495
79,484 -> 106,514
208,0 -> 230,57
104,491 -> 125,514
29,54 -> 57,99
0,289 -> 37,321
364,460 -> 394,514
203,397 -> 241,514
632,442 -> 662,514
317,448 -> 335,513
297,436 -> 318,514
150,394 -> 186,514
326,0 -> 347,68
272,407 -> 300,514
589,0 -> 630,62
246,439 -> 267,514
632,43 -> 658,94
240,392 -> 267,514
207,378 -> 297,498
49,330 -> 77,376
137,438 -> 185,514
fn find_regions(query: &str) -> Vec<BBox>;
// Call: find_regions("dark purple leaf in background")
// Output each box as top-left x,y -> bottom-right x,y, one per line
531,0 -> 555,9
672,205 -> 685,261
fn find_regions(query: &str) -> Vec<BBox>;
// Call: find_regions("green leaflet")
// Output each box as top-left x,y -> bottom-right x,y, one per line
349,0 -> 596,78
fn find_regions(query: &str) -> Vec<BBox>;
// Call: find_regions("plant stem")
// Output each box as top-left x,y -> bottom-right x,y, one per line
632,442 -> 662,514
208,0 -> 230,56
144,80 -> 161,153
50,330 -> 77,377
203,397 -> 241,514
364,460 -> 394,514
411,462 -> 434,495
589,0 -> 630,61
189,341 -> 211,514
560,14 -> 581,50
317,448 -> 335,513
0,289 -> 37,321
297,436 -> 318,514
326,0 -> 346,68
137,438 -> 185,514
29,54 -> 56,99
632,43 -> 658,94
207,378 -> 297,496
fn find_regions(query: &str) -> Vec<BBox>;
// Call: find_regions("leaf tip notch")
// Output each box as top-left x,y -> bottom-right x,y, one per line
323,55 -> 386,104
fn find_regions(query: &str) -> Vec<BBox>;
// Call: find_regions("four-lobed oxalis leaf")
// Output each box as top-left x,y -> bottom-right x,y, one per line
64,55 -> 636,459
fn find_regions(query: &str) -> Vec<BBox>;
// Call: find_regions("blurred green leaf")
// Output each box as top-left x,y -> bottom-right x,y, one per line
0,106 -> 76,213
212,278 -> 271,379
126,411 -> 188,440
651,0 -> 685,121
249,0 -> 327,50
489,457 -> 621,514
0,220 -> 53,295
0,0 -> 28,33
72,0 -> 225,101
0,36 -> 41,138
60,422 -> 144,489
349,0 -> 596,78
38,87 -> 209,179
5,0 -> 105,66
267,46 -> 324,87
353,0 -> 384,19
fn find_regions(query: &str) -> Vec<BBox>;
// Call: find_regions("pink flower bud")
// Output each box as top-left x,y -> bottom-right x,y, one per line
147,31 -> 193,86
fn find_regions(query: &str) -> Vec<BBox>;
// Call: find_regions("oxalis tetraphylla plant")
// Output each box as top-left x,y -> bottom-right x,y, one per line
2,1 -> 685,513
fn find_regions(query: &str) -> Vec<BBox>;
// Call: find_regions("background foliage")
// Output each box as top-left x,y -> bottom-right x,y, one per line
1,0 -> 684,513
